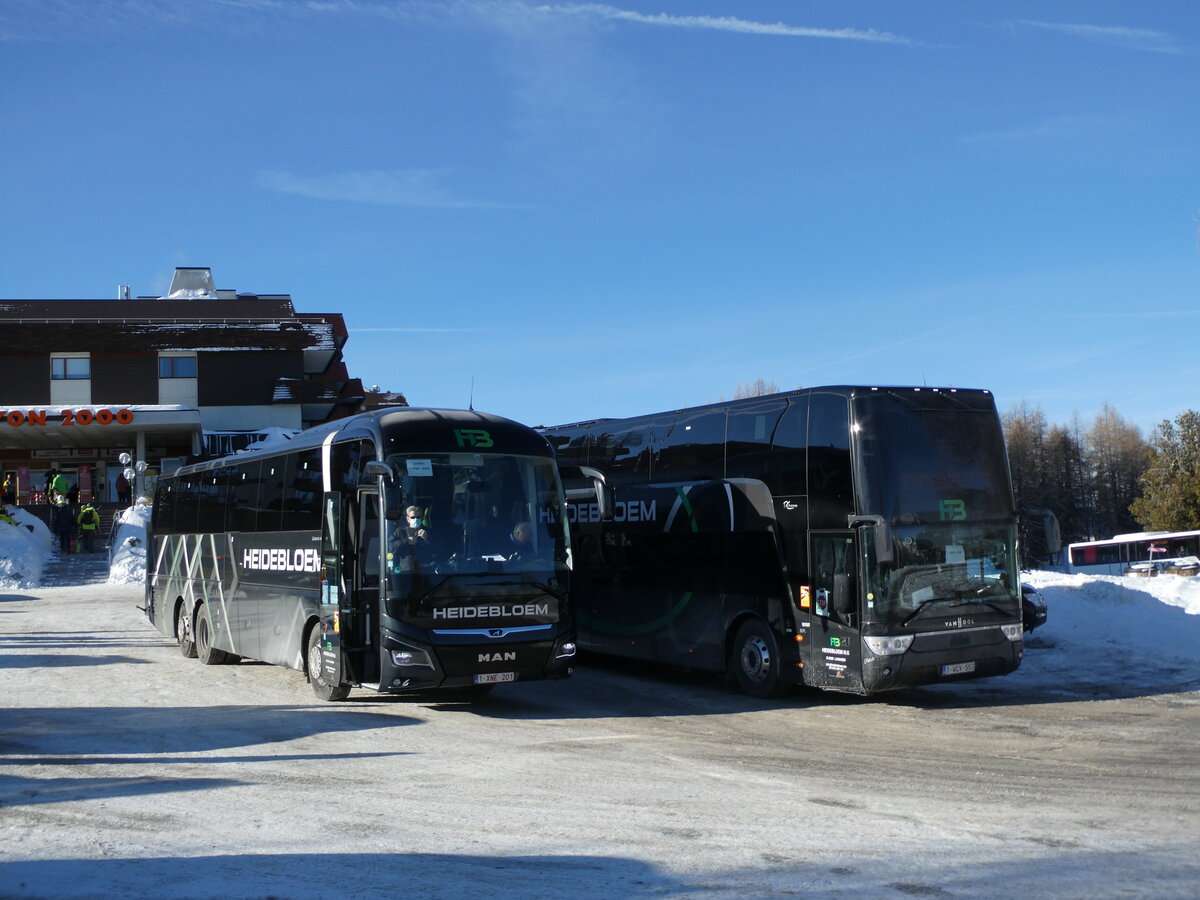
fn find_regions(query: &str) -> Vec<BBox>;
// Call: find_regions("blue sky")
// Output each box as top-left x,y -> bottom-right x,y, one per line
2,1 -> 1197,434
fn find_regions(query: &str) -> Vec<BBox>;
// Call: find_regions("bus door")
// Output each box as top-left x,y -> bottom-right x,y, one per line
318,491 -> 346,688
342,487 -> 381,684
803,531 -> 865,693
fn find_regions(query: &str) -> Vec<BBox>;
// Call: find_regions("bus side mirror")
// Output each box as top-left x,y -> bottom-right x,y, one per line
364,460 -> 396,482
873,522 -> 893,565
849,515 -> 892,564
561,465 -> 613,521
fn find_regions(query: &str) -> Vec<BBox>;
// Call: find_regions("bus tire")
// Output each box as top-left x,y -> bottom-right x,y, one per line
176,601 -> 197,659
307,626 -> 351,702
195,603 -> 233,666
731,619 -> 789,699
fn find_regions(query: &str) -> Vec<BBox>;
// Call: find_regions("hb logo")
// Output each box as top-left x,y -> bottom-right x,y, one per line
939,499 -> 966,521
454,429 -> 494,448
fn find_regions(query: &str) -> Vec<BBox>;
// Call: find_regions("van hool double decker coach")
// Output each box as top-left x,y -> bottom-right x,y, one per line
543,386 -> 1026,698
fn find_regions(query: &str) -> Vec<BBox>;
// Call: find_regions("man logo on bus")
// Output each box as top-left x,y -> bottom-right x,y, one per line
939,499 -> 966,521
454,428 -> 494,449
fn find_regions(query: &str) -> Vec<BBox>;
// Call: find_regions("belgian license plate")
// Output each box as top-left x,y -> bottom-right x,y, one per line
474,672 -> 516,684
941,661 -> 976,676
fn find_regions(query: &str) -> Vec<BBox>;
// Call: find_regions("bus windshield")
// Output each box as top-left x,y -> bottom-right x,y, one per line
866,521 -> 1020,629
853,390 -> 1013,523
382,451 -> 568,581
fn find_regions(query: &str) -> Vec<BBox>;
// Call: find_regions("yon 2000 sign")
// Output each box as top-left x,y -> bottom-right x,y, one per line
0,408 -> 136,427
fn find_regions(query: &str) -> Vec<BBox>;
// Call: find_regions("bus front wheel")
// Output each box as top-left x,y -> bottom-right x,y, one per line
307,626 -> 351,702
732,619 -> 789,699
175,602 -> 197,659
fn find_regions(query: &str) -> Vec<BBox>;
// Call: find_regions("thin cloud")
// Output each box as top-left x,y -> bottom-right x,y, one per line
961,113 -> 1116,146
1019,20 -> 1183,55
256,168 -> 517,209
545,4 -> 915,45
4,1 -> 919,46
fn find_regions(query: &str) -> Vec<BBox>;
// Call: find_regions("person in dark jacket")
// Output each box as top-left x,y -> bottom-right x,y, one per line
53,503 -> 74,553
115,471 -> 132,506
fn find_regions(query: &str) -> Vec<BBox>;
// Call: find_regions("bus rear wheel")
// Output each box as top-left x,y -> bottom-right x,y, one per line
195,603 -> 233,666
176,602 -> 197,659
307,626 -> 351,702
732,619 -> 789,699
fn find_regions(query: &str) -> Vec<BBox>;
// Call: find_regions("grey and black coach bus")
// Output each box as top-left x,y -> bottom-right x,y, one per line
146,408 -> 588,700
542,386 -> 1025,698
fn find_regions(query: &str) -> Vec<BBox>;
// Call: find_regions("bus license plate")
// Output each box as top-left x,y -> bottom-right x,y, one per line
474,672 -> 516,684
941,661 -> 976,676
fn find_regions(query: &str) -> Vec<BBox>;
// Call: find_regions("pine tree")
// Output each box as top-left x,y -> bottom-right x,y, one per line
1129,410 -> 1200,531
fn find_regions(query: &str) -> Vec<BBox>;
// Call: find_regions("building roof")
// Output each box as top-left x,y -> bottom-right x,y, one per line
0,299 -> 346,359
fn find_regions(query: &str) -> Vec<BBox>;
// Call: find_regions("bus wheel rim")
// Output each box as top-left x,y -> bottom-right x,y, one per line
741,636 -> 770,682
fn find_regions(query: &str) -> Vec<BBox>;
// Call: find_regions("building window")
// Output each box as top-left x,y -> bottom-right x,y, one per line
160,356 -> 197,378
51,357 -> 90,380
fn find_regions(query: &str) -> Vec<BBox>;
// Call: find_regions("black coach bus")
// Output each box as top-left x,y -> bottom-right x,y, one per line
146,408 -> 590,700
542,386 -> 1025,698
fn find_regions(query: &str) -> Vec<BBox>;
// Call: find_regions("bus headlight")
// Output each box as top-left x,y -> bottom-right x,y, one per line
863,635 -> 914,656
554,641 -> 577,660
1000,623 -> 1024,642
389,644 -> 434,668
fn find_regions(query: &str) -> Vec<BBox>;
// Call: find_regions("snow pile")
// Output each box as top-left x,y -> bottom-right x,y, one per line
1014,569 -> 1200,692
107,501 -> 151,585
0,505 -> 54,589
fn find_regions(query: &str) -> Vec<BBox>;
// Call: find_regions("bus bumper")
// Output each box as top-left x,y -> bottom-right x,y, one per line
377,628 -> 576,692
861,629 -> 1023,694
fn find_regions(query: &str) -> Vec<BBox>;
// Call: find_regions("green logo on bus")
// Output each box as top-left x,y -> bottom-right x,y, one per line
454,428 -> 494,449
939,499 -> 966,521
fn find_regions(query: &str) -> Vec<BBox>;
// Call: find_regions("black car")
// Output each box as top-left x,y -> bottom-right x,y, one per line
1021,583 -> 1048,633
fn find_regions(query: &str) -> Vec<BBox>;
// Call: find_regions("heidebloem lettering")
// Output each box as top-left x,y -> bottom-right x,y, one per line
242,547 -> 320,573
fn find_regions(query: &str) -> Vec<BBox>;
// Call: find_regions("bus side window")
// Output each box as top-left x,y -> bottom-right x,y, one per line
770,396 -> 809,496
727,399 -> 786,481
807,393 -> 852,530
655,409 -> 726,482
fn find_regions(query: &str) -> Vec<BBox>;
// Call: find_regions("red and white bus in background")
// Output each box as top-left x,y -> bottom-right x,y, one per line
1066,530 -> 1200,576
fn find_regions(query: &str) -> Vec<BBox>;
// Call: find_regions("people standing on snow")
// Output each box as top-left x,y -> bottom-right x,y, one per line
50,470 -> 70,507
77,502 -> 100,553
53,503 -> 74,553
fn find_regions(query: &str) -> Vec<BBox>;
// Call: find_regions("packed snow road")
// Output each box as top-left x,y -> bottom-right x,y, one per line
2,581 -> 1199,899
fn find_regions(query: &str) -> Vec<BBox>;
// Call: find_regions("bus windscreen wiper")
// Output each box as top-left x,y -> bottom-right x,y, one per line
903,596 -> 1011,626
902,596 -> 964,626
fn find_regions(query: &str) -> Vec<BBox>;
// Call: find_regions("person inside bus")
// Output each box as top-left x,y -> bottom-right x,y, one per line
388,505 -> 431,571
386,505 -> 434,595
505,521 -> 535,561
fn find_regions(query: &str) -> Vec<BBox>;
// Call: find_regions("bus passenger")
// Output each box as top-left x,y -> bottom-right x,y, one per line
506,521 -> 534,560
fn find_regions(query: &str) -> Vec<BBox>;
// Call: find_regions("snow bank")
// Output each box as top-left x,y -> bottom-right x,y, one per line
108,501 -> 151,585
1018,569 -> 1200,690
0,505 -> 55,589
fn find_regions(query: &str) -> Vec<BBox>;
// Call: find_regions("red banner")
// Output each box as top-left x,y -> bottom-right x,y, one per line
79,464 -> 93,504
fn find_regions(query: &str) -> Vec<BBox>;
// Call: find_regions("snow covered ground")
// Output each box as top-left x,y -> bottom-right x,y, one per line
3,504 -> 1198,695
2,510 -> 1199,899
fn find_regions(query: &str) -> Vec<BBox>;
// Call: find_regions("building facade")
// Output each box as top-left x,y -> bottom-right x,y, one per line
0,267 -> 398,505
